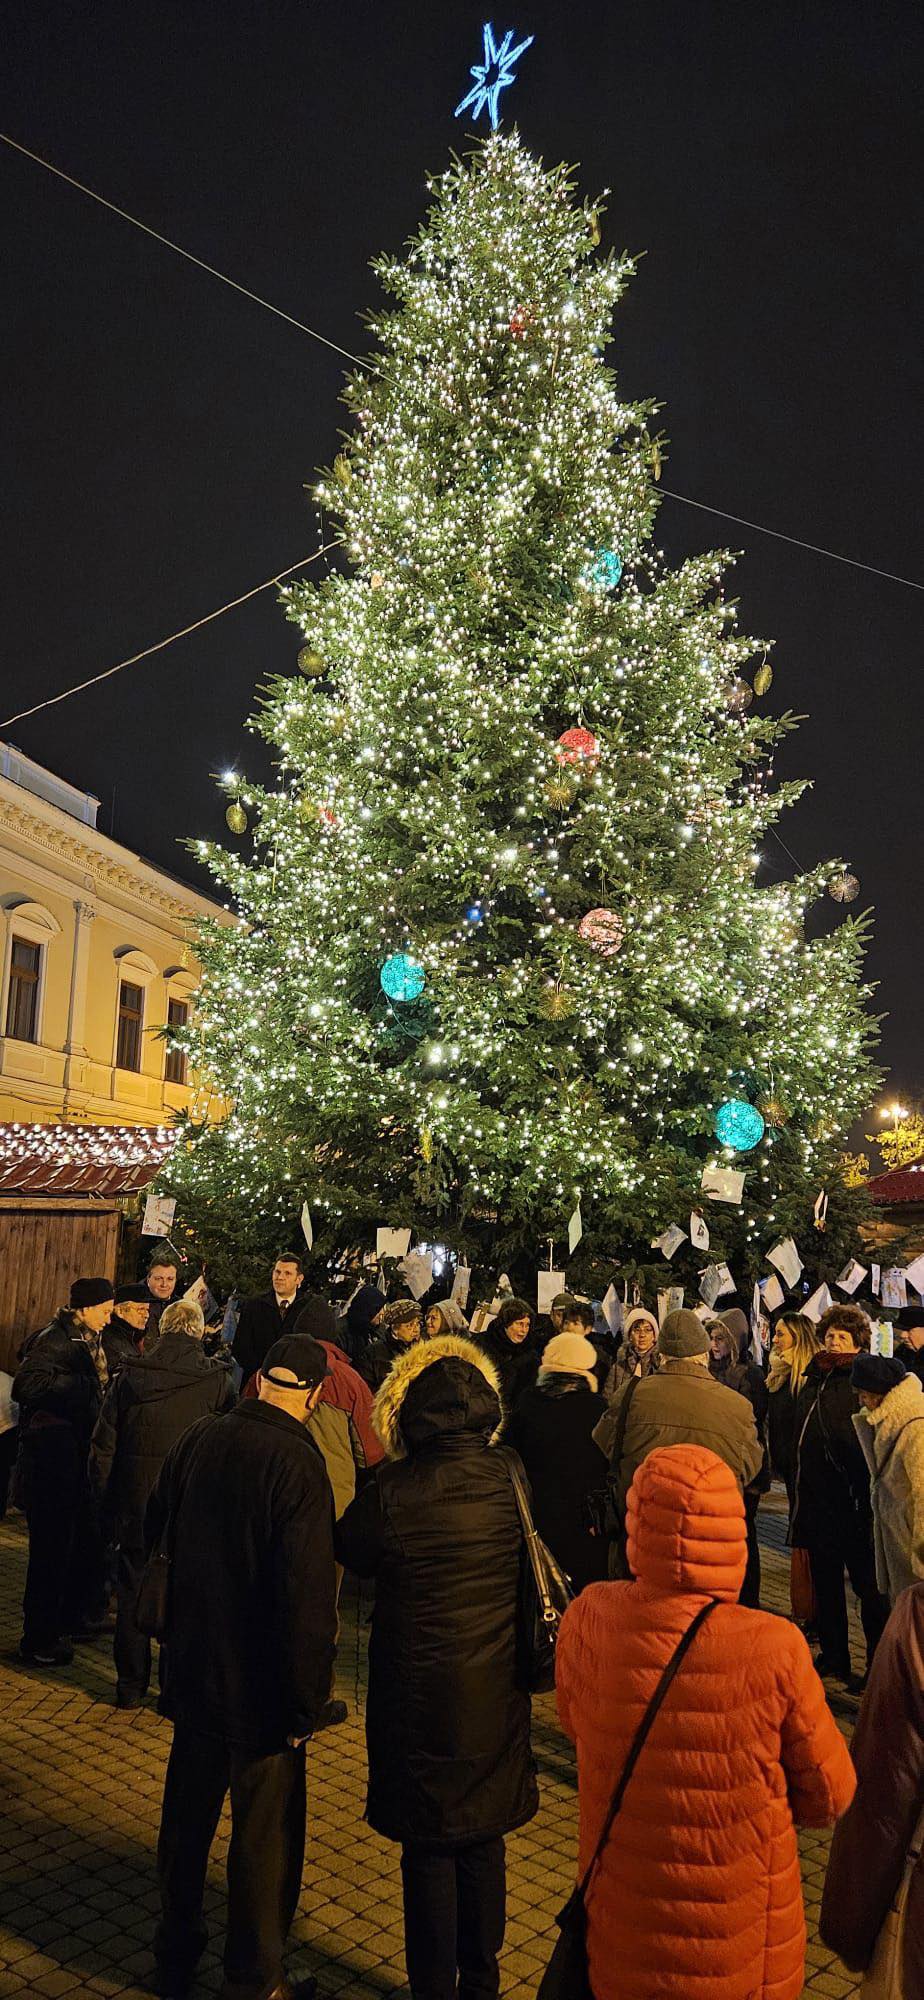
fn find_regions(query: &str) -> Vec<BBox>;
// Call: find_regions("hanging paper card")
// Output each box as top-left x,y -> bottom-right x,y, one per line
813,1190 -> 829,1232
601,1283 -> 622,1337
142,1193 -> 176,1237
377,1226 -> 412,1260
835,1258 -> 867,1296
869,1321 -> 881,1356
879,1319 -> 894,1358
451,1263 -> 471,1310
701,1165 -> 745,1205
652,1223 -> 686,1260
767,1238 -> 803,1290
751,1282 -> 762,1336
300,1202 -> 313,1250
537,1269 -> 566,1316
760,1274 -> 785,1314
568,1203 -> 584,1255
689,1211 -> 710,1251
871,1263 -> 881,1296
399,1249 -> 434,1300
488,1272 -> 514,1313
657,1286 -> 685,1325
903,1252 -> 924,1297
880,1268 -> 907,1310
803,1283 -> 834,1324
699,1264 -> 733,1307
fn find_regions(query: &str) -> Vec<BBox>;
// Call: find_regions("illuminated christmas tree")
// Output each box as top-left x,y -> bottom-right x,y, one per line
167,131 -> 878,1294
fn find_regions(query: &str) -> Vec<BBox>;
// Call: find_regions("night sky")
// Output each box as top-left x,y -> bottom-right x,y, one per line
2,0 -> 921,1122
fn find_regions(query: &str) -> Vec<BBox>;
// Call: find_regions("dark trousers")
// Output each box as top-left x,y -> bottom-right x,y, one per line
400,1837 -> 506,2000
21,1428 -> 105,1648
156,1721 -> 306,2000
739,1490 -> 762,1608
0,1427 -> 17,1516
114,1543 -> 151,1698
808,1523 -> 889,1675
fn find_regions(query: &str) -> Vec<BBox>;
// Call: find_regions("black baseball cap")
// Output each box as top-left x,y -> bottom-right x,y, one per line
261,1335 -> 329,1391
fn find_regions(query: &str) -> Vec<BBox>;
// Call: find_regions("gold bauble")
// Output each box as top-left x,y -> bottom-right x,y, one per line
538,984 -> 577,1021
370,571 -> 384,590
545,777 -> 578,810
759,1097 -> 789,1128
650,438 -> 662,481
333,451 -> 352,488
225,802 -> 248,835
726,677 -> 754,714
828,870 -> 860,904
297,646 -> 325,677
420,1125 -> 434,1163
588,209 -> 602,247
753,660 -> 773,696
297,797 -> 321,825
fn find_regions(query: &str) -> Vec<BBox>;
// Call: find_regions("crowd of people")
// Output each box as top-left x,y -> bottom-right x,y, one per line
5,1247 -> 924,2000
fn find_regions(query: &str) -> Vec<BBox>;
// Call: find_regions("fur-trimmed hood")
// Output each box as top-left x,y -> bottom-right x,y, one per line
372,1331 -> 502,1460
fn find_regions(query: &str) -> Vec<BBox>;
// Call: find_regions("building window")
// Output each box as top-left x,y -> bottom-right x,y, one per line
164,997 -> 189,1084
116,980 -> 144,1071
5,937 -> 41,1042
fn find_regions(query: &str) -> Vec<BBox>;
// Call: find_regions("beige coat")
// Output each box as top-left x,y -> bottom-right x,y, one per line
853,1373 -> 924,1602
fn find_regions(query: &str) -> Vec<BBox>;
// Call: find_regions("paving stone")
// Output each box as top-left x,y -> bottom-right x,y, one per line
0,1500 -> 861,1996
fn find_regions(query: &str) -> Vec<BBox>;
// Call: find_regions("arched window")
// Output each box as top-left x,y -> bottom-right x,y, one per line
1,900 -> 61,1045
113,947 -> 157,1073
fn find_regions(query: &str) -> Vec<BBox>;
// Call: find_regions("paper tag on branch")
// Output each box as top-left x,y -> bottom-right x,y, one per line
450,1263 -> 471,1311
568,1202 -> 583,1255
871,1263 -> 881,1296
760,1274 -> 785,1314
701,1165 -> 745,1204
881,1267 -> 907,1310
767,1238 -> 803,1290
399,1249 -> 433,1300
803,1283 -> 834,1324
300,1202 -> 313,1250
142,1193 -> 176,1237
537,1268 -> 566,1316
601,1283 -> 622,1337
699,1263 -> 734,1308
652,1223 -> 686,1260
657,1285 -> 684,1325
377,1226 -> 412,1260
903,1253 -> 924,1297
689,1211 -> 710,1251
835,1258 -> 867,1296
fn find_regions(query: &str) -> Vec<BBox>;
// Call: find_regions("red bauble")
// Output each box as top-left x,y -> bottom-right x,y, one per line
578,907 -> 625,957
509,305 -> 531,338
555,726 -> 600,768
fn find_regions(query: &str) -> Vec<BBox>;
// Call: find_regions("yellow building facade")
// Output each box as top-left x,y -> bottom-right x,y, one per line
0,741 -> 228,1127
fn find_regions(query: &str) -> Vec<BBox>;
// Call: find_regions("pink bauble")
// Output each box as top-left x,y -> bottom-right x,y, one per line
578,907 -> 625,957
555,727 -> 599,767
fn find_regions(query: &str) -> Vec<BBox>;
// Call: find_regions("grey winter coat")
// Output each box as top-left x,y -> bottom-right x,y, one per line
853,1373 -> 924,1602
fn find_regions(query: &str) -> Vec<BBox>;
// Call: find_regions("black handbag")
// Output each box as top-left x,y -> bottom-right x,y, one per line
536,1597 -> 720,1998
503,1449 -> 574,1694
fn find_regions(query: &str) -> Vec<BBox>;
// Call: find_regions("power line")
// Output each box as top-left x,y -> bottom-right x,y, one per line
0,131 -> 369,371
4,131 -> 923,593
660,488 -> 923,593
0,545 -> 338,729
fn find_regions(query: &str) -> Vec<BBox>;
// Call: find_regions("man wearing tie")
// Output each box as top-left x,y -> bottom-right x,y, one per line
231,1253 -> 306,1387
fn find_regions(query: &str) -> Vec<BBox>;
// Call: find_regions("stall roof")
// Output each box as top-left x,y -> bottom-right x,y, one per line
867,1159 -> 924,1206
0,1123 -> 177,1197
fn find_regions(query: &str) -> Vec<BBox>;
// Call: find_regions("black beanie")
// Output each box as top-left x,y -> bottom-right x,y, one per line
851,1353 -> 907,1395
116,1283 -> 150,1306
70,1277 -> 115,1310
293,1294 -> 338,1342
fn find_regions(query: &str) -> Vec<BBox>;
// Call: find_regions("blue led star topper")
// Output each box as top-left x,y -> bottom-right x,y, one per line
455,22 -> 534,129
714,1098 -> 766,1153
380,952 -> 426,1003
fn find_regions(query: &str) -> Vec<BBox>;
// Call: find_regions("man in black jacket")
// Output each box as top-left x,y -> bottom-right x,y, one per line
147,1334 -> 337,2000
102,1284 -> 151,1377
13,1276 -> 114,1665
230,1252 -> 306,1384
90,1297 -> 235,1708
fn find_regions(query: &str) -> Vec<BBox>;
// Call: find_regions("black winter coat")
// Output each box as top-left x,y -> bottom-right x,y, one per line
102,1314 -> 143,1377
898,1340 -> 924,1389
791,1352 -> 872,1551
335,1332 -> 538,1849
356,1330 -> 420,1392
476,1323 -> 540,1411
709,1354 -> 772,1494
90,1332 -> 235,1540
767,1372 -> 799,1499
13,1312 -> 104,1449
505,1377 -> 609,1591
230,1288 -> 305,1383
145,1399 -> 337,1752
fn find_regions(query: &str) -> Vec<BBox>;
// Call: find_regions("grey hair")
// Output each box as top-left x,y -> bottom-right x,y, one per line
159,1299 -> 205,1340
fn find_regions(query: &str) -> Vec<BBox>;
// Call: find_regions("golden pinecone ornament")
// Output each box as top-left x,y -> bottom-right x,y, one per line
225,802 -> 248,835
298,646 -> 325,677
545,777 -> 578,810
753,659 -> 773,696
538,984 -> 577,1021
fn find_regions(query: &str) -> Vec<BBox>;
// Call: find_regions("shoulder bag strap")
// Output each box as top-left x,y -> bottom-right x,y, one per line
502,1448 -> 557,1623
608,1371 -> 641,1478
577,1597 -> 720,1901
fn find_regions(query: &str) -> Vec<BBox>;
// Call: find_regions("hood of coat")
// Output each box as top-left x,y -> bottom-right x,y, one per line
373,1331 -> 502,1460
626,1443 -> 747,1600
344,1284 -> 385,1336
855,1370 -> 924,1457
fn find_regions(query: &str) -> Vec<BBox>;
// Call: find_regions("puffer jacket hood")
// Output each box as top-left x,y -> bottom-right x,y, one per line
373,1331 -> 501,1459
626,1443 -> 747,1601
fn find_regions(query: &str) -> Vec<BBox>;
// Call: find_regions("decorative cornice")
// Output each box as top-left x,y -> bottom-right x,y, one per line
1,799 -> 218,926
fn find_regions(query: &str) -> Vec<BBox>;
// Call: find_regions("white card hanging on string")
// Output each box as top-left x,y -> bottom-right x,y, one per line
652,1223 -> 686,1260
537,1269 -> 566,1316
689,1211 -> 710,1251
377,1226 -> 412,1260
488,1271 -> 514,1313
760,1274 -> 785,1314
142,1193 -> 176,1237
767,1238 -> 803,1290
300,1202 -> 313,1250
879,1319 -> 894,1357
871,1262 -> 881,1296
835,1258 -> 867,1296
657,1286 -> 685,1325
568,1202 -> 583,1256
880,1267 -> 907,1310
869,1320 -> 881,1356
701,1165 -> 745,1204
813,1189 -> 829,1233
601,1283 -> 622,1336
803,1282 -> 834,1324
451,1262 -> 471,1311
903,1252 -> 924,1297
699,1265 -> 728,1309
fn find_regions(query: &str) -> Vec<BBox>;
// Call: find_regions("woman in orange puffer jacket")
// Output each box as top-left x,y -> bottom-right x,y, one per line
556,1444 -> 855,2000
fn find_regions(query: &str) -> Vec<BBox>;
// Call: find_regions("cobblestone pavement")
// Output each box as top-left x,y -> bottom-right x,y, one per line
0,1494 -> 861,1999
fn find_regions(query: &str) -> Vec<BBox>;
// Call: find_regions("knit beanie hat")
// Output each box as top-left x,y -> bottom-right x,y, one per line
115,1283 -> 150,1306
658,1308 -> 709,1359
541,1331 -> 598,1391
70,1277 -> 115,1310
624,1306 -> 659,1345
293,1294 -> 338,1342
851,1353 -> 908,1395
380,1298 -> 421,1333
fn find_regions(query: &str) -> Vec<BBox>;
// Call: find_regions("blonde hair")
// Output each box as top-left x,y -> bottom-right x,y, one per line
159,1300 -> 205,1340
775,1312 -> 821,1395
